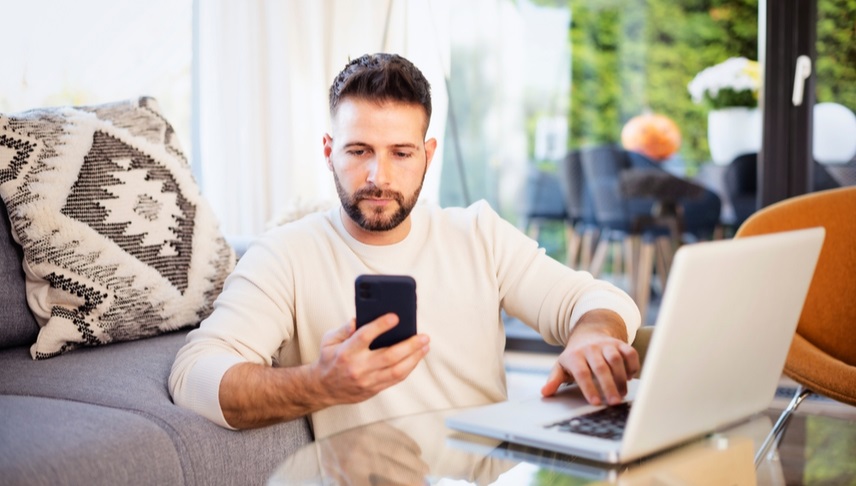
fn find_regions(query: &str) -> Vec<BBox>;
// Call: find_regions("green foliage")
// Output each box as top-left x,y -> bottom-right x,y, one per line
443,0 -> 853,212
533,467 -> 592,485
804,415 -> 856,484
567,0 -> 759,172
701,88 -> 758,110
563,0 -> 854,173
816,0 -> 856,111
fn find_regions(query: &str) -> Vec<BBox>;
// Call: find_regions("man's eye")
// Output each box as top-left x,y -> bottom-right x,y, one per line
348,150 -> 366,156
395,152 -> 413,158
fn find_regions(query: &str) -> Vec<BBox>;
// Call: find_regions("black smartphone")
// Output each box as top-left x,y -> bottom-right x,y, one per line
355,274 -> 417,350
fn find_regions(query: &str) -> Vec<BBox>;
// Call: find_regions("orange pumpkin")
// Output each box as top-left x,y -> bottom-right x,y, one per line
620,113 -> 681,161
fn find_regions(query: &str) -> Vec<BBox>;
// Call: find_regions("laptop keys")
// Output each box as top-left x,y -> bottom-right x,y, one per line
546,403 -> 631,441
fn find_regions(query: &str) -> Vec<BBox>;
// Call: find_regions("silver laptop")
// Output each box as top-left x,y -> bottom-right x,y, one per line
447,227 -> 825,464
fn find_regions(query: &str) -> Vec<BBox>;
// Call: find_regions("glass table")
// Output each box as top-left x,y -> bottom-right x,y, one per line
269,404 -> 855,485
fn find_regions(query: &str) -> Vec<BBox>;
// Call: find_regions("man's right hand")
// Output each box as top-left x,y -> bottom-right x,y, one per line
311,314 -> 431,406
219,313 -> 429,429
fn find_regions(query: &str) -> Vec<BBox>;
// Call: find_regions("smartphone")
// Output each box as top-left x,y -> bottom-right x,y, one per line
355,274 -> 417,350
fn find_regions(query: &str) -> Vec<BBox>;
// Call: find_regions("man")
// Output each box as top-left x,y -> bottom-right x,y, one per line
170,53 -> 641,439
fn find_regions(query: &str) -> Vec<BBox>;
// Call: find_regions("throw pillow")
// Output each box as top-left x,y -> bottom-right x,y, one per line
0,97 -> 235,359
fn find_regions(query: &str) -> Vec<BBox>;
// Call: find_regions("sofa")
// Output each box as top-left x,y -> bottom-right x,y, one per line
0,98 -> 314,485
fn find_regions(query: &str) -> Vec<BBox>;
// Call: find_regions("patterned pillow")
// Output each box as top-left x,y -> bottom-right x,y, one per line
0,97 -> 235,359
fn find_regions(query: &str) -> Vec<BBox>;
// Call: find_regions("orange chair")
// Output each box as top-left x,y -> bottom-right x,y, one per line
734,186 -> 856,464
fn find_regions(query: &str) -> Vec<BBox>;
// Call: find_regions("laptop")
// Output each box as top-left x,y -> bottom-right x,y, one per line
447,227 -> 825,464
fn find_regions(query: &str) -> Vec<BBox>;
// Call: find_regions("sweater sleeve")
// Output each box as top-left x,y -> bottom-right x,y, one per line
476,202 -> 641,345
168,230 -> 299,429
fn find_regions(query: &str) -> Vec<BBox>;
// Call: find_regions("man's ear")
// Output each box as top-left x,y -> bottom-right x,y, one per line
323,134 -> 334,171
424,138 -> 438,170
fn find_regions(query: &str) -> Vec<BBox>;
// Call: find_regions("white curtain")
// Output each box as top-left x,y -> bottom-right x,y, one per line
195,0 -> 450,237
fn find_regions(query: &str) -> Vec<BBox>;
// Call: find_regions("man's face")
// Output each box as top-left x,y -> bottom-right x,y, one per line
324,98 -> 436,235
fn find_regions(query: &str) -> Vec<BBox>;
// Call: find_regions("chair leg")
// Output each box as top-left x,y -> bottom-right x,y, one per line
635,238 -> 655,324
565,223 -> 582,268
580,228 -> 600,271
580,227 -> 598,271
612,240 -> 624,282
624,235 -> 639,299
590,230 -> 611,278
654,235 -> 673,292
754,385 -> 813,468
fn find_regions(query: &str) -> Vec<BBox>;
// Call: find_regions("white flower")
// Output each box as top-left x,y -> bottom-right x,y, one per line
688,57 -> 760,106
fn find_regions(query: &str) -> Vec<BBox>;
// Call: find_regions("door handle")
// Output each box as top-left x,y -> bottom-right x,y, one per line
792,55 -> 812,106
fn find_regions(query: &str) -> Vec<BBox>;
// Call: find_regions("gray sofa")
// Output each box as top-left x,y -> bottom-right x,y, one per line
0,201 -> 314,486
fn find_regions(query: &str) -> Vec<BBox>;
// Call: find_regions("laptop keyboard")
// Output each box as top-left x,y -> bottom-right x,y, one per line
546,403 -> 631,441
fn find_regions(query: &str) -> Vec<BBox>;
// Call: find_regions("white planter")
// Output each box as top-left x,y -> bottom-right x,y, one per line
708,107 -> 761,165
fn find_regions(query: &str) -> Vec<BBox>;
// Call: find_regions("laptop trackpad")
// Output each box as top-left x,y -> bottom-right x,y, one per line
509,379 -> 640,424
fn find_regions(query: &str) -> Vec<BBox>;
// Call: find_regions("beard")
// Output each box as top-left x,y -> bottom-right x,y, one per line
333,171 -> 424,232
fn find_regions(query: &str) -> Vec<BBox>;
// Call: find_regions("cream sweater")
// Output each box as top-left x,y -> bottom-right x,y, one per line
169,201 -> 641,439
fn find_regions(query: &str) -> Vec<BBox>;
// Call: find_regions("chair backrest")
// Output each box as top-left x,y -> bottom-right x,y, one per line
725,153 -> 758,195
558,150 -> 596,225
521,167 -> 567,221
813,162 -> 841,191
726,153 -> 841,228
724,153 -> 758,228
579,145 -> 636,230
735,186 -> 856,406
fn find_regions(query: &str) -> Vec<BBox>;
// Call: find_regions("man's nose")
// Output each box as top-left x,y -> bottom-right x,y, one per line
367,155 -> 393,186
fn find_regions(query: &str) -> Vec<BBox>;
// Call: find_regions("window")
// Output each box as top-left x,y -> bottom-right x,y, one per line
2,0 -> 193,160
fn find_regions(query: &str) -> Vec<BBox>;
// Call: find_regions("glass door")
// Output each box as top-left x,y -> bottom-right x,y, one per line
760,0 -> 855,206
807,0 -> 855,188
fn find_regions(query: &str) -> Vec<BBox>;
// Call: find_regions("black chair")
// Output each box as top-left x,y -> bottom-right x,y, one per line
579,145 -> 669,322
724,153 -> 758,229
557,150 -> 598,269
520,166 -> 568,243
580,146 -> 721,322
823,159 -> 856,187
725,152 -> 840,228
813,161 -> 842,191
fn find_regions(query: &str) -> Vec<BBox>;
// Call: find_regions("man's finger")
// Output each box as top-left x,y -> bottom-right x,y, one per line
586,346 -> 625,405
564,353 -> 601,405
322,319 -> 357,346
541,363 -> 570,397
350,313 -> 400,348
602,346 -> 629,399
374,334 -> 430,369
375,341 -> 430,386
619,343 -> 641,378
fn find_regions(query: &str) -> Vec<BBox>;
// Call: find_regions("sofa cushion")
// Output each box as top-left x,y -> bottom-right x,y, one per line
0,198 -> 39,349
0,331 -> 315,485
0,97 -> 235,358
0,395 -> 184,485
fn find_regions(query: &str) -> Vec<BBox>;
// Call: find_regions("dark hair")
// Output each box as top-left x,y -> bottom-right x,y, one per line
329,53 -> 432,124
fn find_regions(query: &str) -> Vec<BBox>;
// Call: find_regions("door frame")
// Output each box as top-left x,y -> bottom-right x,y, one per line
760,0 -> 818,207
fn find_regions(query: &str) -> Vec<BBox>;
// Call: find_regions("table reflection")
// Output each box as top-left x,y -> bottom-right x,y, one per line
269,409 -> 516,485
269,407 -> 844,485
